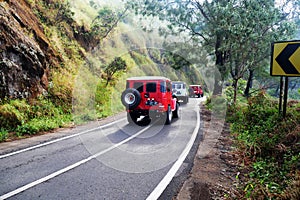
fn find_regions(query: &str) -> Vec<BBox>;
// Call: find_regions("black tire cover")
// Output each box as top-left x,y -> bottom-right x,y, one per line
121,88 -> 141,109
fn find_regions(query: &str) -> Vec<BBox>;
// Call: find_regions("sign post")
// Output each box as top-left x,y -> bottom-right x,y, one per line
271,40 -> 300,118
279,77 -> 283,114
283,77 -> 289,118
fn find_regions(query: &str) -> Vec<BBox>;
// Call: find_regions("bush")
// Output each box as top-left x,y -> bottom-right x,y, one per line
29,97 -> 62,118
0,97 -> 72,140
95,81 -> 113,119
230,91 -> 300,199
0,101 -> 28,130
0,128 -> 8,142
16,114 -> 71,137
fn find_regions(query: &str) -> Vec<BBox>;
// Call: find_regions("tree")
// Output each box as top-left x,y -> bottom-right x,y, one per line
76,6 -> 128,51
53,0 -> 74,24
91,6 -> 128,41
105,57 -> 127,86
128,0 -> 298,102
220,0 -> 297,102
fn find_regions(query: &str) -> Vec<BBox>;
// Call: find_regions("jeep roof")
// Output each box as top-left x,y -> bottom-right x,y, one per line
172,81 -> 186,84
126,76 -> 171,81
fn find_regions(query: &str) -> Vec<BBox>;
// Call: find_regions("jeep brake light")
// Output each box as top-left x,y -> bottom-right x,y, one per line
146,97 -> 158,106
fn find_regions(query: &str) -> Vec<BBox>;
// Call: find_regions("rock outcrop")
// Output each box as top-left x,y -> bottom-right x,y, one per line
0,0 -> 61,99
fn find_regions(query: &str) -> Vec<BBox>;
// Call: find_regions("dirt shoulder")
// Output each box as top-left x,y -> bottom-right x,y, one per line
175,104 -> 241,200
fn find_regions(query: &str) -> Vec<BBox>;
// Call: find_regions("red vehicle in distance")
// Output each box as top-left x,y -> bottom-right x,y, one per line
189,85 -> 204,98
121,76 -> 180,125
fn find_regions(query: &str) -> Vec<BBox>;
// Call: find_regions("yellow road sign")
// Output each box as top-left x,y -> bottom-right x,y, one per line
271,41 -> 300,76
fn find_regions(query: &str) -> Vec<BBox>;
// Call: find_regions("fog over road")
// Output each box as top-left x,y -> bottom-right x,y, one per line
0,98 -> 205,200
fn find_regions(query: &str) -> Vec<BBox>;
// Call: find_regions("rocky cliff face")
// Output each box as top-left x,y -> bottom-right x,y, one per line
0,0 -> 61,99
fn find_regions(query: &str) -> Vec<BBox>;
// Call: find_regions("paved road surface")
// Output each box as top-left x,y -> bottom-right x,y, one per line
0,98 -> 204,200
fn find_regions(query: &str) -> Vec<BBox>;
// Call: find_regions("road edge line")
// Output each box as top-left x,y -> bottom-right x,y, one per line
146,104 -> 200,200
0,123 -> 152,200
0,118 -> 125,159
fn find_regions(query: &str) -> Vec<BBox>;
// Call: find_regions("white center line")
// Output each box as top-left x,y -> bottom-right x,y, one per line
0,123 -> 153,200
0,118 -> 125,159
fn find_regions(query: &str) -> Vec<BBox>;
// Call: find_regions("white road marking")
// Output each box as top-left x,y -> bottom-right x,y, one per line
0,123 -> 153,200
0,118 -> 125,159
146,102 -> 201,200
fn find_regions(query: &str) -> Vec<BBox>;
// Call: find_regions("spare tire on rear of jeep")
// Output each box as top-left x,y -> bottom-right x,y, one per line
121,88 -> 141,109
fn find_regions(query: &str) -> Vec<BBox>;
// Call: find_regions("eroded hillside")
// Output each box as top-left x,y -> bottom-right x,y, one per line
0,0 -> 62,99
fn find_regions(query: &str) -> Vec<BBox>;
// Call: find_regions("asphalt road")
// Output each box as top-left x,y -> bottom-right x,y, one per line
0,98 -> 204,200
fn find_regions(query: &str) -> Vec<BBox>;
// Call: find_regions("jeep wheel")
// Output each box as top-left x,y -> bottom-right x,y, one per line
127,112 -> 138,124
183,96 -> 189,104
121,88 -> 141,109
173,103 -> 180,118
165,105 -> 172,125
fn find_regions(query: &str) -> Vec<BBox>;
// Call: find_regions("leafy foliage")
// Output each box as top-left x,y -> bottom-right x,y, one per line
0,97 -> 72,139
0,100 -> 29,129
162,51 -> 191,70
91,6 -> 121,40
280,171 -> 300,200
16,115 -> 71,137
105,57 -> 127,85
229,91 -> 300,199
0,128 -> 8,142
128,0 -> 299,98
94,81 -> 114,119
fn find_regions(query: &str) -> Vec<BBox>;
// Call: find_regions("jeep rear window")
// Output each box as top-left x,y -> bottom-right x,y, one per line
161,81 -> 166,93
175,84 -> 182,89
146,82 -> 156,92
134,82 -> 143,92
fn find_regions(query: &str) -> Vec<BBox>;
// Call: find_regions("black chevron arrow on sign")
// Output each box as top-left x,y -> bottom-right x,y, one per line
275,43 -> 300,74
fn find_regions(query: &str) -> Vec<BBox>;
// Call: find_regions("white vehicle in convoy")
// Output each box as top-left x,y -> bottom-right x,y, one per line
172,81 -> 189,104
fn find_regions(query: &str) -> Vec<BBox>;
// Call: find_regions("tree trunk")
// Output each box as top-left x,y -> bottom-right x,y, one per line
233,78 -> 238,104
213,78 -> 223,95
244,69 -> 254,97
213,34 -> 225,95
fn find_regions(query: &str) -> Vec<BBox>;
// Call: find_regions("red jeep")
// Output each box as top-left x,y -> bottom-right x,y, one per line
189,85 -> 204,98
121,76 -> 180,125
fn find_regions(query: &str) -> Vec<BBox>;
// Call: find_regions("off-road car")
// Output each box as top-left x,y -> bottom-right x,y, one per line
189,85 -> 204,98
172,81 -> 189,104
121,76 -> 180,125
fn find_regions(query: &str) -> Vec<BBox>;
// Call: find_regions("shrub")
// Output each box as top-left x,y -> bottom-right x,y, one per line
0,128 -> 8,142
0,102 -> 28,130
280,171 -> 300,200
15,115 -> 71,137
29,97 -> 62,118
0,96 -> 73,140
230,91 -> 300,199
